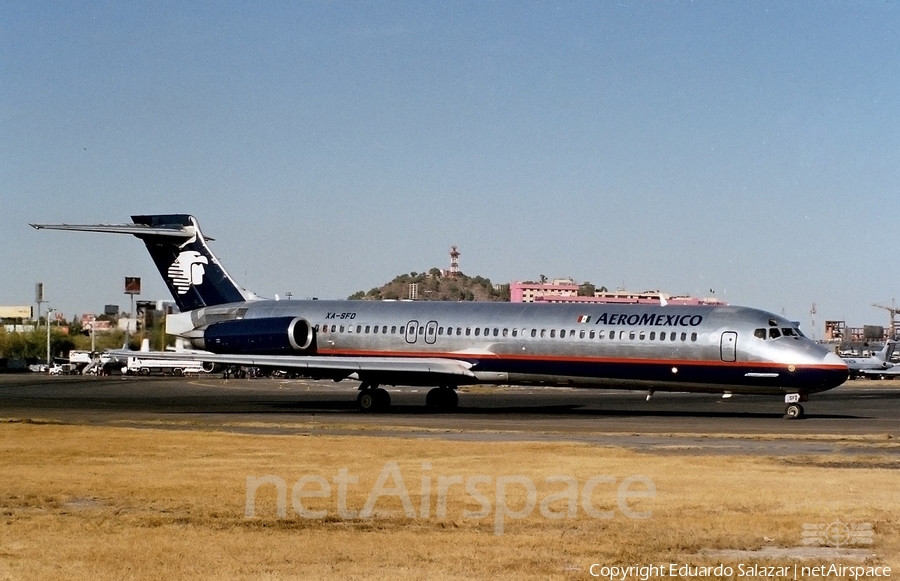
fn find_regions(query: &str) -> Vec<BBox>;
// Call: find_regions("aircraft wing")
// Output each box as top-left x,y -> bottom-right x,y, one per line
109,350 -> 476,380
859,367 -> 900,378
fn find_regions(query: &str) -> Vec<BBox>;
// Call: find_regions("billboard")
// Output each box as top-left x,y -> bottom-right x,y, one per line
124,277 -> 141,295
0,306 -> 33,319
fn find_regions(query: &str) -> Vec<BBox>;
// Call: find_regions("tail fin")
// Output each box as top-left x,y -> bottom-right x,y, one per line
877,340 -> 897,362
31,214 -> 251,312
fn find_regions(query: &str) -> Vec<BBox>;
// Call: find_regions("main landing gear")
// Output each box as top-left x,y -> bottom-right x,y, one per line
357,383 -> 391,412
355,384 -> 459,412
783,393 -> 807,420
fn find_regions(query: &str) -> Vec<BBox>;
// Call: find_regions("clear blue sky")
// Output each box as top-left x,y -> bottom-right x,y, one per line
2,2 -> 898,337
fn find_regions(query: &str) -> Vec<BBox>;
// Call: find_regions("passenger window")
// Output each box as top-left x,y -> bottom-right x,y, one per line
639,332 -> 645,340
580,330 -> 585,339
356,325 -> 362,333
502,328 -> 508,337
540,329 -> 546,338
680,332 -> 687,341
419,327 -> 425,334
598,330 -> 605,339
754,329 -> 766,339
650,332 -> 655,340
457,327 -> 462,336
511,329 -> 517,337
550,330 -> 556,338
466,328 -> 471,336
610,331 -> 616,340
670,332 -> 677,341
691,332 -> 697,341
493,328 -> 499,337
475,328 -> 481,336
769,328 -> 781,339
629,331 -> 635,340
589,331 -> 595,339
483,327 -> 489,336
382,326 -> 388,334
399,326 -> 404,334
340,325 -> 345,333
315,325 -> 320,332
531,329 -> 537,338
365,325 -> 370,333
438,327 -> 443,335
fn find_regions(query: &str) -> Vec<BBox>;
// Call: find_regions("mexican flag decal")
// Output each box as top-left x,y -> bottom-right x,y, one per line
576,315 -> 591,323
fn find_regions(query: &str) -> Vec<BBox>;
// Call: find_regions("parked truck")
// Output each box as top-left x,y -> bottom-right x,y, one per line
123,356 -> 211,376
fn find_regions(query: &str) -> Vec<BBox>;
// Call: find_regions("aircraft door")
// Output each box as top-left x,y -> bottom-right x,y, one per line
425,320 -> 438,344
405,320 -> 419,344
720,331 -> 737,362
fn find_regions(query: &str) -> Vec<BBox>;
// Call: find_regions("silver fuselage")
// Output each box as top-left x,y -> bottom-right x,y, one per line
175,299 -> 847,395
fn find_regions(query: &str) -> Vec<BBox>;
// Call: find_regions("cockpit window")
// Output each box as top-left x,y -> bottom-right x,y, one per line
769,328 -> 781,339
754,329 -> 766,340
782,328 -> 796,337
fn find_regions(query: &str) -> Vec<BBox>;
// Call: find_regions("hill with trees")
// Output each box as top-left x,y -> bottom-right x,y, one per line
349,269 -> 510,302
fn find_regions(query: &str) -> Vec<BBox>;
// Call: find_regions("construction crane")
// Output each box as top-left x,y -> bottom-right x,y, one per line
872,300 -> 900,340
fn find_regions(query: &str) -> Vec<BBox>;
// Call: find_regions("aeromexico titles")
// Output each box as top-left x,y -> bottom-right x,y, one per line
31,214 -> 848,418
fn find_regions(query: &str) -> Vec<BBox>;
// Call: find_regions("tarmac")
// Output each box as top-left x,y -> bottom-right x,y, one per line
1,374 -> 898,455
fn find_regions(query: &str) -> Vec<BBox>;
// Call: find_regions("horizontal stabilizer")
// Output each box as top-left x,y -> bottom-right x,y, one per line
30,222 -> 198,239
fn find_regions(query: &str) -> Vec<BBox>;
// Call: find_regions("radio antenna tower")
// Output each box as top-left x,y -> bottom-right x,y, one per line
449,246 -> 460,277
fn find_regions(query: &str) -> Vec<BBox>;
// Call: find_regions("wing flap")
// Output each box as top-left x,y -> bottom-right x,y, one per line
110,350 -> 476,378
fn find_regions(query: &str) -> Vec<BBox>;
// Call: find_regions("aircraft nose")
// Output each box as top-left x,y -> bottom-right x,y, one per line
822,351 -> 849,388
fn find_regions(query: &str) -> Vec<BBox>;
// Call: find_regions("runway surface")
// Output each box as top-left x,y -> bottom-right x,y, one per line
1,374 -> 898,454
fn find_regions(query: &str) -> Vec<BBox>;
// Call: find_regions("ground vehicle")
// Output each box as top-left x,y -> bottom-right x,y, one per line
123,356 -> 210,376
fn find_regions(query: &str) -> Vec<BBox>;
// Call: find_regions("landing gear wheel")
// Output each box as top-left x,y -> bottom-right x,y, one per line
426,387 -> 459,411
357,388 -> 391,412
784,403 -> 804,420
374,388 -> 391,410
357,390 -> 377,412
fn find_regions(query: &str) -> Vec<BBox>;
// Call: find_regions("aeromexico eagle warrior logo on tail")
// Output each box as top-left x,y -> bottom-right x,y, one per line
168,250 -> 209,295
165,226 -> 210,295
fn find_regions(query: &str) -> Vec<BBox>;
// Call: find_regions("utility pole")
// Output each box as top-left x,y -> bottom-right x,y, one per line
45,307 -> 55,368
810,303 -> 817,341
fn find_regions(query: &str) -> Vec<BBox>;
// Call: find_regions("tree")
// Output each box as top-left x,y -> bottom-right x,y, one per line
578,282 -> 596,297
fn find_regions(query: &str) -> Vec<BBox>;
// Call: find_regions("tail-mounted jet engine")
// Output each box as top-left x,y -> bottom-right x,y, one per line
199,316 -> 316,355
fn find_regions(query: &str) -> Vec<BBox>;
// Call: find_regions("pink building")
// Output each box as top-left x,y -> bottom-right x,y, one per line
509,280 -> 726,306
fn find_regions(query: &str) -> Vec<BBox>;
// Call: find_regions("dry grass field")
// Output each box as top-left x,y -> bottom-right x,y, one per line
0,421 -> 897,580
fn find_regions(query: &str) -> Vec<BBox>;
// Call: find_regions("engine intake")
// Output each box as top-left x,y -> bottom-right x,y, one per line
202,316 -> 316,355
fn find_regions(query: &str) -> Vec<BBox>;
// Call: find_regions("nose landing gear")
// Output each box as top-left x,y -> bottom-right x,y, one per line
783,393 -> 807,420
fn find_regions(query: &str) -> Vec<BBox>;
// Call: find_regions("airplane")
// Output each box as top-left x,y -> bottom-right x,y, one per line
840,341 -> 897,379
31,214 -> 848,419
